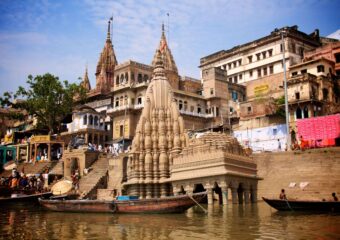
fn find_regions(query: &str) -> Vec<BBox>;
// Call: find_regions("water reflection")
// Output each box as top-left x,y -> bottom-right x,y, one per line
0,202 -> 339,239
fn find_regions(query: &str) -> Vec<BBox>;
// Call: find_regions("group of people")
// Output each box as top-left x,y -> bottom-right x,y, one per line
88,143 -> 125,156
0,169 -> 46,192
279,189 -> 338,201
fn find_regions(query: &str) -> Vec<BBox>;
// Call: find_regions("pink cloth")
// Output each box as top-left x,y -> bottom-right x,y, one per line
297,114 -> 340,142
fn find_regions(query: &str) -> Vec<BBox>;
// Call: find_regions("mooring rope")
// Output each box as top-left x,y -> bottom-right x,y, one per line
188,194 -> 208,214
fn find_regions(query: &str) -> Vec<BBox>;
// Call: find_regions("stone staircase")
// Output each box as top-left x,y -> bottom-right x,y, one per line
49,161 -> 64,175
78,154 -> 109,199
1,161 -> 55,177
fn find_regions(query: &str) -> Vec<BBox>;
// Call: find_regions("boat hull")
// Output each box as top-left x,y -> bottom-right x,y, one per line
262,197 -> 340,212
0,192 -> 52,204
39,199 -> 115,213
39,192 -> 207,214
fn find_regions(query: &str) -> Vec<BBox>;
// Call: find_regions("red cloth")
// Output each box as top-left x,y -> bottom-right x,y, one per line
297,114 -> 340,145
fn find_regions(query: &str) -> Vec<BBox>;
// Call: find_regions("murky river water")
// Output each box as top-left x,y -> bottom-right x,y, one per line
0,202 -> 339,240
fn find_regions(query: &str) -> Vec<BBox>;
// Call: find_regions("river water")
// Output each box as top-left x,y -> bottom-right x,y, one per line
0,202 -> 339,240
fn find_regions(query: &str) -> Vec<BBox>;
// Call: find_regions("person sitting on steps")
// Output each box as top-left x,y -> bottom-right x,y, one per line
332,192 -> 338,201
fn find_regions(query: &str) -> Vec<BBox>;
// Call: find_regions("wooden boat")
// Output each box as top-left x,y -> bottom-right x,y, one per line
0,191 -> 53,204
39,191 -> 207,214
262,197 -> 340,212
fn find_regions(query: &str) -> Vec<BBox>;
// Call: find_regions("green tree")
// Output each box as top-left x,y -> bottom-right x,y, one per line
13,73 -> 87,134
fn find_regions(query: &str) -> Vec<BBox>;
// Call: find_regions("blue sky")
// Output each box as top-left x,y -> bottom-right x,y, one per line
0,0 -> 339,96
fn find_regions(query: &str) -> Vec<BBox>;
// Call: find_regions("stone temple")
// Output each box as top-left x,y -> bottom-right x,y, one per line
121,49 -> 260,204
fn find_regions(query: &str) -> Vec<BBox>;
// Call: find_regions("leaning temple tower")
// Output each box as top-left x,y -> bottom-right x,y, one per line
123,50 -> 187,198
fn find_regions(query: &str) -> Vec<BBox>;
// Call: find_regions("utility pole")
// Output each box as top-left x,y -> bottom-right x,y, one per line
281,30 -> 291,150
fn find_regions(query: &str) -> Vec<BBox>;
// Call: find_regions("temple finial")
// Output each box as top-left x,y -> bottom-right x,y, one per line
162,22 -> 165,34
107,20 -> 111,40
153,49 -> 165,78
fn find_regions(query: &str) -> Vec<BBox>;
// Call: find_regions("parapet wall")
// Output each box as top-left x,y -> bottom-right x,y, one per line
254,147 -> 340,200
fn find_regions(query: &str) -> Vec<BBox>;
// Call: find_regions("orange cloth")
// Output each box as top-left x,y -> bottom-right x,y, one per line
10,178 -> 18,188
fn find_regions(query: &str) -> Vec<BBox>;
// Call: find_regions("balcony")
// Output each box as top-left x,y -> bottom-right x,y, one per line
179,109 -> 214,118
107,103 -> 145,114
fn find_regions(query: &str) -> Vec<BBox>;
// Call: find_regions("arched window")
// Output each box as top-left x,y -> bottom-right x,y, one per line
303,106 -> 309,118
138,74 -> 143,83
144,75 -> 149,82
124,95 -> 128,105
115,97 -> 119,107
89,115 -> 93,125
184,101 -> 188,111
120,74 -> 124,84
179,100 -> 183,110
137,95 -> 142,105
197,104 -> 201,114
83,115 -> 87,125
94,116 -> 98,125
125,73 -> 129,82
116,76 -> 119,85
296,107 -> 302,119
120,96 -> 123,106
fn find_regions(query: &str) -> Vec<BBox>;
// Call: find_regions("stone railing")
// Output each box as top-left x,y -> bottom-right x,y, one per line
179,109 -> 214,118
107,103 -> 145,114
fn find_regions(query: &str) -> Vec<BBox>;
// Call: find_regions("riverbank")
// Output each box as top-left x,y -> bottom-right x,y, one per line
254,147 -> 340,200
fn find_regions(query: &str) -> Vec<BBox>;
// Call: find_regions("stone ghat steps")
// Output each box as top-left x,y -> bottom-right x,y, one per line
1,161 -> 55,177
49,161 -> 63,175
79,156 -> 108,199
255,147 -> 340,200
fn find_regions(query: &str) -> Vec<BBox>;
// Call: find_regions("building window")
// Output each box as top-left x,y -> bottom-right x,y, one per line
230,107 -> 234,113
239,74 -> 242,80
233,62 -> 237,68
317,65 -> 324,73
273,128 -> 277,135
179,100 -> 183,110
184,101 -> 188,111
138,74 -> 143,83
238,60 -> 242,66
115,98 -> 119,107
120,74 -> 124,84
256,53 -> 261,61
322,88 -> 329,100
94,116 -> 98,125
257,69 -> 262,77
197,104 -> 201,114
292,72 -> 298,76
232,91 -> 238,102
299,47 -> 304,57
249,70 -> 253,77
229,78 -> 232,82
263,67 -> 267,76
125,73 -> 129,82
247,106 -> 252,113
335,53 -> 340,63
234,76 -> 238,83
301,69 -> 307,74
291,42 -> 296,53
83,115 -> 87,125
120,125 -> 124,137
228,63 -> 231,70
280,44 -> 283,52
216,107 -> 219,117
262,52 -> 266,59
116,76 -> 119,85
89,115 -> 93,125
210,88 -> 214,95
303,106 -> 309,118
268,49 -> 273,57
296,107 -> 302,119
137,96 -> 142,104
248,56 -> 253,63
295,92 -> 300,100
269,65 -> 274,74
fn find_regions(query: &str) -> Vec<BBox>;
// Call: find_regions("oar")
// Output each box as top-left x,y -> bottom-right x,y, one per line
188,193 -> 208,214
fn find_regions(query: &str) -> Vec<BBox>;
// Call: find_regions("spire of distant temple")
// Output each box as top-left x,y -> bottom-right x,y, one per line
95,18 -> 117,93
151,23 -> 178,73
81,65 -> 91,91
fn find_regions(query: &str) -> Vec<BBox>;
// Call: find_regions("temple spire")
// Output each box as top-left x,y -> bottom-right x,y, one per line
153,50 -> 165,78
